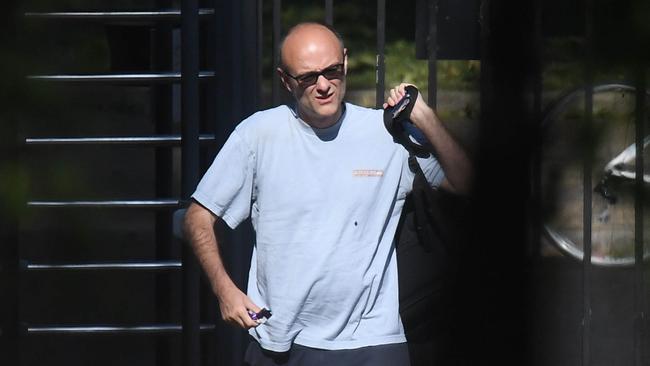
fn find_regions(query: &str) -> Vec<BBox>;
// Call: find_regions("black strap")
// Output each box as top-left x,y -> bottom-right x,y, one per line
383,86 -> 451,254
408,154 -> 451,255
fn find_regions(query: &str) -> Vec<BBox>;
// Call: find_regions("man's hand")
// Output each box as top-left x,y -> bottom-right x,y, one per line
216,283 -> 262,329
383,83 -> 436,132
383,83 -> 474,195
183,202 -> 263,330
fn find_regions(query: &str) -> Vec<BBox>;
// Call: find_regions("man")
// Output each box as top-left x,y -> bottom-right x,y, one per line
184,22 -> 472,365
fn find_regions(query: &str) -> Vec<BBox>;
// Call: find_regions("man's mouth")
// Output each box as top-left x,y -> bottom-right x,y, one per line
316,93 -> 334,104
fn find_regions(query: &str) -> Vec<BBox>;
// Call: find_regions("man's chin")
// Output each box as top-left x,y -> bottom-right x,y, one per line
314,101 -> 342,116
298,99 -> 344,127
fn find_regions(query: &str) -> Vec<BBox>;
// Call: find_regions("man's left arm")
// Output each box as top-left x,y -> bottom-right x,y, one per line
385,83 -> 473,195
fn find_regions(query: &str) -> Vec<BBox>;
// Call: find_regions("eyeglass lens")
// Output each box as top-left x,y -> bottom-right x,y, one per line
296,64 -> 343,85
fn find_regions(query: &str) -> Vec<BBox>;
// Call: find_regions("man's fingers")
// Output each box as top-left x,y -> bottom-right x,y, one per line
385,95 -> 395,107
389,89 -> 401,106
221,306 -> 254,329
386,84 -> 419,108
244,298 -> 262,314
217,288 -> 264,329
225,311 -> 257,329
398,83 -> 410,95
240,310 -> 260,328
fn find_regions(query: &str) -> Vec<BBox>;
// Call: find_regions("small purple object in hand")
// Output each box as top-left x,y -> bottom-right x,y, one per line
249,308 -> 272,324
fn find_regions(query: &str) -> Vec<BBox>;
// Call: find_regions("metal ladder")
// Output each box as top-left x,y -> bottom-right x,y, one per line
14,2 -> 216,365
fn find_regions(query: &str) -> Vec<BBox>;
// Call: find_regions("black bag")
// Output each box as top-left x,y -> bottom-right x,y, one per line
396,178 -> 472,343
383,86 -> 466,342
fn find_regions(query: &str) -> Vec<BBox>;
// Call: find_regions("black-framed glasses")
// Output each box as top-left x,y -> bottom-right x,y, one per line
282,63 -> 345,87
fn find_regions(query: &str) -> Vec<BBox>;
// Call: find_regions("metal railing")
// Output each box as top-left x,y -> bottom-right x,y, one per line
17,2 -> 215,366
24,9 -> 215,22
26,72 -> 215,83
11,1 -> 647,365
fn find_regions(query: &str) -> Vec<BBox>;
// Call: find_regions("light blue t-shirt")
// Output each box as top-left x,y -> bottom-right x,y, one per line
192,103 -> 444,352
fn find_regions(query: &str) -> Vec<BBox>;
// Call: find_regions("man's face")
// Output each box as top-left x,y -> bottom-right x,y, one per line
279,26 -> 347,128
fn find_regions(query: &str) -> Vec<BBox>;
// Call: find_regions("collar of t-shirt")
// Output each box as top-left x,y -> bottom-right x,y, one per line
289,103 -> 347,142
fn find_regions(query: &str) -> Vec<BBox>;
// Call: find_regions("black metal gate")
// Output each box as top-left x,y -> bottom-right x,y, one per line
2,0 -> 648,365
6,1 -> 219,365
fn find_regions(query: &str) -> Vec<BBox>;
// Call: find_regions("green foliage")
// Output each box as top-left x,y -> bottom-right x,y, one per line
347,39 -> 480,92
266,0 -> 478,94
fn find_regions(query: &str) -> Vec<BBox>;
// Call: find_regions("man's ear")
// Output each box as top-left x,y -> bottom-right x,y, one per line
276,68 -> 292,92
343,48 -> 348,75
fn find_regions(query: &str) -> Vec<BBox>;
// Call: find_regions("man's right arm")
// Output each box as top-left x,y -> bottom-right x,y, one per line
183,202 -> 261,329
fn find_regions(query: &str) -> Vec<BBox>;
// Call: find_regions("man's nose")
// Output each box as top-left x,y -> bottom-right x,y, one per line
314,74 -> 330,92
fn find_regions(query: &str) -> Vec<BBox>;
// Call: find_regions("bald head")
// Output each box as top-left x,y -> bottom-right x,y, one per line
279,22 -> 345,73
276,22 -> 348,129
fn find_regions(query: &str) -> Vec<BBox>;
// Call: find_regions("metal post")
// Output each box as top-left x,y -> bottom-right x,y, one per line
242,0 -> 260,112
257,0 -> 264,106
530,0 -> 543,260
634,65 -> 646,366
3,5 -> 22,359
201,3 -> 220,366
582,0 -> 594,365
213,0 -> 235,139
427,0 -> 438,108
272,0 -> 282,105
375,0 -> 385,108
0,185 -> 20,366
151,3 -> 174,365
210,2 -> 234,364
475,0 -> 532,363
209,2 -> 260,365
181,0 -> 201,365
325,0 -> 333,26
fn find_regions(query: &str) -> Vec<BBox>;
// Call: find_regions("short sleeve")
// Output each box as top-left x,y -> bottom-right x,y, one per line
191,130 -> 255,229
398,150 -> 446,198
416,154 -> 445,188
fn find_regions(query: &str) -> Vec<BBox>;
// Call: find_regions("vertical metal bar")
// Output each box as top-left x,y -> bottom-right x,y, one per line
272,0 -> 282,105
475,1 -> 531,363
181,0 -> 200,229
427,0 -> 438,108
0,63 -> 21,362
202,2 -> 220,366
325,0 -> 333,26
634,66 -> 646,366
243,0 -> 260,111
181,0 -> 201,365
582,0 -> 594,364
151,4 -> 174,364
2,1 -> 21,359
529,0 -> 543,260
375,0 -> 385,108
210,3 -> 235,364
257,0 -> 264,106
0,186 -> 20,366
223,3 -> 260,365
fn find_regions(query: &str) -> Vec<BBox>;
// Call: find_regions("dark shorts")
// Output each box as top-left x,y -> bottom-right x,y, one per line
244,339 -> 411,366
